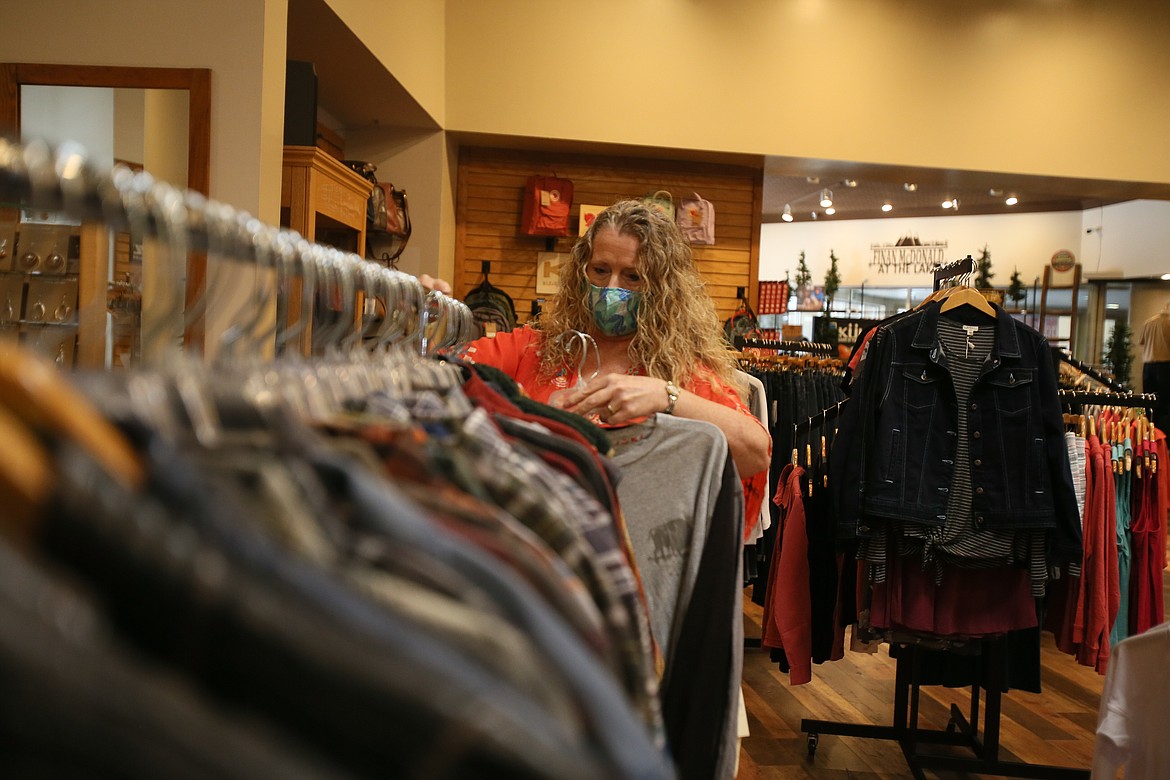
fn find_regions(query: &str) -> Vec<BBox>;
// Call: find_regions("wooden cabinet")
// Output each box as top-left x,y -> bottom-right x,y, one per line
279,145 -> 371,354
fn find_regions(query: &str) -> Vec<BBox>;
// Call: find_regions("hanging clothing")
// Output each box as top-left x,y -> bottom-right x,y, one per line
455,326 -> 769,542
1093,623 -> 1170,779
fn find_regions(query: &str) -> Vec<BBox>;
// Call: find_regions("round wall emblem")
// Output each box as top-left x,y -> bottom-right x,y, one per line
1051,249 -> 1076,272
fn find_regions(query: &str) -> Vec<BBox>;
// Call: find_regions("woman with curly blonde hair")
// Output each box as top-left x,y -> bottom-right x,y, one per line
454,199 -> 769,480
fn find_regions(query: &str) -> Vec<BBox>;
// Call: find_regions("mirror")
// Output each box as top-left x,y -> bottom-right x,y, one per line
0,63 -> 211,360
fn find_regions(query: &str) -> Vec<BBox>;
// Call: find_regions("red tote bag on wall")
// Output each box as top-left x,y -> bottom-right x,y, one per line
520,175 -> 574,237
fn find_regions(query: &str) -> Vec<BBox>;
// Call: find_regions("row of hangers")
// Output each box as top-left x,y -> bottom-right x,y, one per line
920,255 -> 997,317
0,137 -> 480,537
1062,403 -> 1159,477
0,136 -> 476,363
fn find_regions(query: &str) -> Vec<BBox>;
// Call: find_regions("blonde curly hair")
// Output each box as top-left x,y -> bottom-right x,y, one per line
537,199 -> 741,389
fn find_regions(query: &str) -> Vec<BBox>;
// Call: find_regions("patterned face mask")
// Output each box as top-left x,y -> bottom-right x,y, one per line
587,283 -> 641,337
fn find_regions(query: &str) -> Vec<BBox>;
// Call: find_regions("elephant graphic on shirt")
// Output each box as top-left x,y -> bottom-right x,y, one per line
648,517 -> 689,563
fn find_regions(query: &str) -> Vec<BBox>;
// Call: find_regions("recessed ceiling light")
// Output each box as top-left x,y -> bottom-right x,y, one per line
1005,196 -> 1019,206
903,183 -> 918,192
881,202 -> 893,212
782,203 -> 793,222
1161,272 -> 1170,281
942,198 -> 954,209
825,207 -> 836,216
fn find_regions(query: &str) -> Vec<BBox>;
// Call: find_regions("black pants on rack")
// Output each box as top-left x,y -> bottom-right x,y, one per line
1142,360 -> 1170,433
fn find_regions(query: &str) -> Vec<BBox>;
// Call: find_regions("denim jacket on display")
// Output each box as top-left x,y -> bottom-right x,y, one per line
832,301 -> 1082,563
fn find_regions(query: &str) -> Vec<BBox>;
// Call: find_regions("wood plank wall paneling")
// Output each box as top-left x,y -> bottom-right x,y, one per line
455,147 -> 763,324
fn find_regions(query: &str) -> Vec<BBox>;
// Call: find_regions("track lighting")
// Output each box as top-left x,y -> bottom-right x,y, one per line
942,198 -> 954,209
903,183 -> 918,192
881,202 -> 893,212
843,179 -> 858,188
782,203 -> 793,222
1005,195 -> 1018,206
810,211 -> 818,220
819,189 -> 833,208
824,207 -> 835,216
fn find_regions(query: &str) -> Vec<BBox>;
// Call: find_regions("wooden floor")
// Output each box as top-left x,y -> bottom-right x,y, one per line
737,563 -> 1170,779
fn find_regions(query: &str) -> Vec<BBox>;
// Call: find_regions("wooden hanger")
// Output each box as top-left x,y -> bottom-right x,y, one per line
0,404 -> 52,543
939,285 -> 997,318
0,344 -> 144,502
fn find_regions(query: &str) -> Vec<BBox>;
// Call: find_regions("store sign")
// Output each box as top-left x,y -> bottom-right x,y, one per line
1051,249 -> 1076,272
870,234 -> 949,274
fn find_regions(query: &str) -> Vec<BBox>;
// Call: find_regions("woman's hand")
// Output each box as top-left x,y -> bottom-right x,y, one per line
564,372 -> 772,479
562,373 -> 672,425
417,274 -> 453,295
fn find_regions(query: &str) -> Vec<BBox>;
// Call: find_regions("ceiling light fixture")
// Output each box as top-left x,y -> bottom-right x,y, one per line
903,183 -> 918,192
806,176 -> 820,184
881,202 -> 893,212
843,179 -> 858,188
1162,273 -> 1170,281
825,207 -> 836,216
988,188 -> 1004,197
811,211 -> 818,221
1005,196 -> 1019,206
942,198 -> 954,209
782,203 -> 793,222
819,189 -> 833,208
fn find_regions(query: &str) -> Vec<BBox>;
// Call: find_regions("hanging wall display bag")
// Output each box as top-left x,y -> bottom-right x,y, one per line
676,192 -> 715,245
521,175 -> 574,237
641,190 -> 675,221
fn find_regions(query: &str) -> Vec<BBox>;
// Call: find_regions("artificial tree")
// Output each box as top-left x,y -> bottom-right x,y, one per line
975,244 -> 994,288
1007,268 -> 1026,307
794,250 -> 812,288
824,249 -> 841,311
1104,320 -> 1134,390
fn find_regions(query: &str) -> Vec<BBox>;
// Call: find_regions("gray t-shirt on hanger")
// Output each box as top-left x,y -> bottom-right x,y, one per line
609,414 -> 729,662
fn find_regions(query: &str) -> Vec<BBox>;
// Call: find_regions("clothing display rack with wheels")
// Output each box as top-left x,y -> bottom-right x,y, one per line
797,256 -> 1092,780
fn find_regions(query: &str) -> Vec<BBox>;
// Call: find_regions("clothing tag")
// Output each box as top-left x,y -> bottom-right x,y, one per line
962,324 -> 978,358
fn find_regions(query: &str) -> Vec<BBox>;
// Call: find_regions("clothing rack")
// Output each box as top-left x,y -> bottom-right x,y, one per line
733,337 -> 836,356
1058,389 -> 1158,409
0,137 -> 475,356
794,256 -> 1092,779
933,254 -> 978,291
1055,350 -> 1131,394
802,638 -> 1088,780
793,399 -> 846,438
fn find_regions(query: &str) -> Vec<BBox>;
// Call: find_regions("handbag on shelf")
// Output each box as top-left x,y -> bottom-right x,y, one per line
676,192 -> 715,245
641,190 -> 675,221
520,175 -> 574,237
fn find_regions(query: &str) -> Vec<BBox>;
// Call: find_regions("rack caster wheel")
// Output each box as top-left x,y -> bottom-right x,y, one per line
807,733 -> 819,757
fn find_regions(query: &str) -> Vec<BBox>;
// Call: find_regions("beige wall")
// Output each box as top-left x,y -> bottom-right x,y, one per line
445,0 -> 1170,185
324,0 -> 447,124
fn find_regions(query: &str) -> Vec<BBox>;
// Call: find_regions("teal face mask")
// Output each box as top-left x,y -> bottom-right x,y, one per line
587,283 -> 641,337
